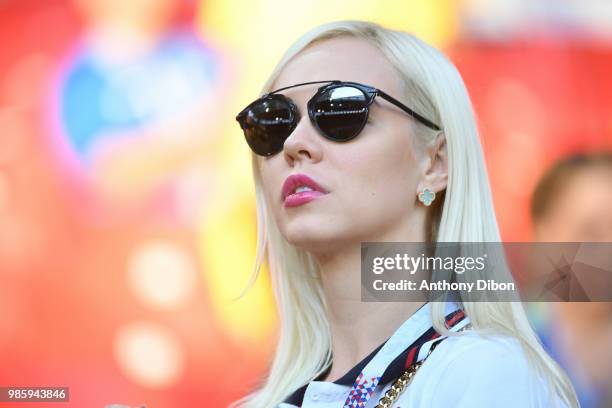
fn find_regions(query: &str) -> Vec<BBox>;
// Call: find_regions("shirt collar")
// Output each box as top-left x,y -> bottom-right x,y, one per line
283,302 -> 466,406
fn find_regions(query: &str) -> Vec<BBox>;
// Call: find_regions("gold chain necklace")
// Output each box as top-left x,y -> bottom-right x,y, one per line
374,323 -> 472,408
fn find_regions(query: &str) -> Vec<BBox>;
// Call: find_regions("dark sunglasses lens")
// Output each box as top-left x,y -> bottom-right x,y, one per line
240,97 -> 296,156
310,86 -> 368,141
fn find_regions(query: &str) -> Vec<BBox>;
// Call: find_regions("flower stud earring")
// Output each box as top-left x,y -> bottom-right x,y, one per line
418,188 -> 436,206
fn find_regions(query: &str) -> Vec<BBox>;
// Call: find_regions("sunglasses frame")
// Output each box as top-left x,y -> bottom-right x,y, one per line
236,80 -> 441,156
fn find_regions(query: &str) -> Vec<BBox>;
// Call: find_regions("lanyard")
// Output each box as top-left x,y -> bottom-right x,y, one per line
341,309 -> 467,408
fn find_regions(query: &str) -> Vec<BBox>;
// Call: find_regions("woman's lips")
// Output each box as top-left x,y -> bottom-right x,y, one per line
283,190 -> 325,207
281,173 -> 329,207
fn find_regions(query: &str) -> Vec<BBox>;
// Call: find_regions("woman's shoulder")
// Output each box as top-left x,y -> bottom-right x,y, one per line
404,330 -> 567,408
421,330 -> 532,386
435,329 -> 528,369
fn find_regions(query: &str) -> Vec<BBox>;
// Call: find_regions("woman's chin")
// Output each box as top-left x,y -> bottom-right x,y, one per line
284,228 -> 338,253
285,232 -> 365,260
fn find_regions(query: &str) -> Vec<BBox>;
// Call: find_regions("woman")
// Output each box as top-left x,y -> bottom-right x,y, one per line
232,20 -> 578,408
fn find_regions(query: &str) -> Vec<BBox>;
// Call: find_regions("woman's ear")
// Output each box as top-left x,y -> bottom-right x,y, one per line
417,132 -> 448,195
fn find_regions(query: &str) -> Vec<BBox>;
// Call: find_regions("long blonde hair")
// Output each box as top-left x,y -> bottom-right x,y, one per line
231,20 -> 579,408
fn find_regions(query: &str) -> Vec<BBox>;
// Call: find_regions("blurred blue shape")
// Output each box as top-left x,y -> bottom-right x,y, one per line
527,303 -> 604,408
59,29 -> 218,165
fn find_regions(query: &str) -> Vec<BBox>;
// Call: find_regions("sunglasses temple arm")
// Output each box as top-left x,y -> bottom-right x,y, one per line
376,90 -> 441,131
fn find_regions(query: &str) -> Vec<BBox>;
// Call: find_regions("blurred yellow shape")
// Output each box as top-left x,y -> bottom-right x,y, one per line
199,192 -> 276,344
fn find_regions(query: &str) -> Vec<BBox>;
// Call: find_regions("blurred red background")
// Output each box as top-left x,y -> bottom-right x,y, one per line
0,0 -> 610,407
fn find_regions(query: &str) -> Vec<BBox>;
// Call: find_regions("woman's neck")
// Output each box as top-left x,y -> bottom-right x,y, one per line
315,244 -> 426,382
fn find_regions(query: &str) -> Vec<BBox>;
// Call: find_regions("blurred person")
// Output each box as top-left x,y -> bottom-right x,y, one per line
530,152 -> 612,408
231,20 -> 578,408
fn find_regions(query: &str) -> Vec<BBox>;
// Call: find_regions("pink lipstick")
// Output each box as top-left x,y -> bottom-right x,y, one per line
282,173 -> 328,208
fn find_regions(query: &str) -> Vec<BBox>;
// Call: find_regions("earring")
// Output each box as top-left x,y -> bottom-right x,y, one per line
418,188 -> 436,206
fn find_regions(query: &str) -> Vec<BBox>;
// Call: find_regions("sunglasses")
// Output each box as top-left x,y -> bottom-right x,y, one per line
235,80 -> 441,157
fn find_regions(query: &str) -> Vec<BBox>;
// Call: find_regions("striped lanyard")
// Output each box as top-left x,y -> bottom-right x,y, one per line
341,309 -> 467,408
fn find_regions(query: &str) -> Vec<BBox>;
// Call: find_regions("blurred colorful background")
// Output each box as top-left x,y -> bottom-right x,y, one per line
0,0 -> 611,407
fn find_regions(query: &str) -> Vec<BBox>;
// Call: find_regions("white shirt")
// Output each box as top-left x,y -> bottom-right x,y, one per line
278,302 -> 567,408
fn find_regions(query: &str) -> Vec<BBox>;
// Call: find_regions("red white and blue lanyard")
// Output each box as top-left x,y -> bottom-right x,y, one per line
291,307 -> 468,408
340,308 -> 467,408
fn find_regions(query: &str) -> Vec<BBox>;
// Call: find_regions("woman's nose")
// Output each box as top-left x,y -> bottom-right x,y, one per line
282,114 -> 323,165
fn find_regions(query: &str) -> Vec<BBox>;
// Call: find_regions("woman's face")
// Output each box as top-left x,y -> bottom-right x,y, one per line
257,37 -> 438,255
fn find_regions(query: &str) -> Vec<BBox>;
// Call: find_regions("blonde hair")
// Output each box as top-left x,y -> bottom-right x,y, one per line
231,20 -> 579,408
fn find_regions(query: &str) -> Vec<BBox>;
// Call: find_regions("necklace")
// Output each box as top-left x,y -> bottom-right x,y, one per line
373,323 -> 472,408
